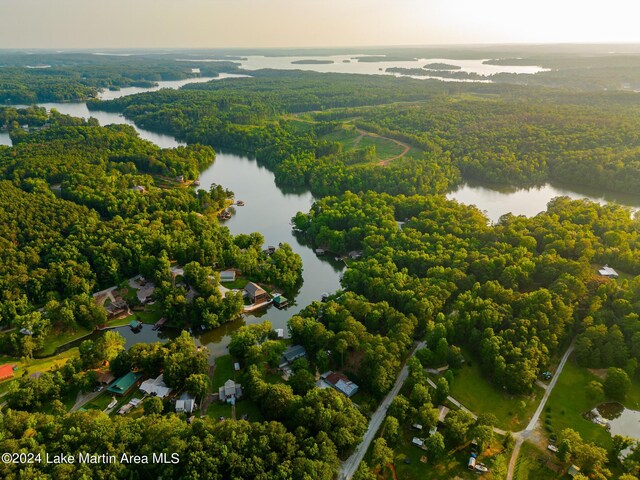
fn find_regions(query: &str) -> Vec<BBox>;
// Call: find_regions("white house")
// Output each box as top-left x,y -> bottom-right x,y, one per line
599,265 -> 619,278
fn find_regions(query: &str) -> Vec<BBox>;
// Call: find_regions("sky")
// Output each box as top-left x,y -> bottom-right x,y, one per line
2,0 -> 640,49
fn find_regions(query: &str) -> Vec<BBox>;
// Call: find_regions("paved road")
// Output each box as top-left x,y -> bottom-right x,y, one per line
506,340 -> 575,480
339,341 -> 426,480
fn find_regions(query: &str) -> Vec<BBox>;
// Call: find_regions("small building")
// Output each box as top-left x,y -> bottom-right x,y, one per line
218,379 -> 243,404
412,437 -> 424,448
547,444 -> 558,453
176,393 -> 196,414
132,185 -> 146,193
411,423 -> 423,431
244,282 -> 268,303
96,370 -> 116,385
106,299 -> 128,319
139,374 -> 172,398
0,364 -> 15,381
599,265 -> 619,278
280,345 -> 307,367
220,270 -> 236,283
468,456 -> 476,470
438,405 -> 450,423
347,250 -> 362,260
108,372 -> 142,396
322,371 -> 359,397
275,328 -> 285,339
129,319 -> 142,331
315,248 -> 326,256
568,464 -> 581,477
273,295 -> 289,309
429,426 -> 438,436
19,328 -> 33,336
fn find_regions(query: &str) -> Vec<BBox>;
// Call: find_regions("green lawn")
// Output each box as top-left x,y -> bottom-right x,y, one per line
236,400 -> 264,421
445,360 -> 544,431
212,355 -> 236,391
38,328 -> 92,356
220,277 -> 250,290
358,135 -> 405,159
85,392 -> 115,411
0,348 -> 80,394
513,441 -> 565,480
545,355 -> 616,448
207,402 -> 232,419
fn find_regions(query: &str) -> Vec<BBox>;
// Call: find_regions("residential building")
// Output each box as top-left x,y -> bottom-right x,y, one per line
108,372 -> 142,396
139,374 -> 172,398
244,282 -> 268,303
280,345 -> 307,367
321,371 -> 359,397
0,364 -> 14,381
218,379 -> 243,404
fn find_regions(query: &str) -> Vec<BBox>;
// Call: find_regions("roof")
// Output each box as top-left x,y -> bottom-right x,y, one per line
599,265 -> 618,277
244,282 -> 266,297
96,371 -> 115,384
0,364 -> 14,381
139,374 -> 172,398
282,345 -> 307,363
220,270 -> 236,279
325,372 -> 359,397
438,405 -> 450,422
219,379 -> 243,401
176,395 -> 196,413
108,372 -> 142,394
568,465 -> 581,476
273,295 -> 288,305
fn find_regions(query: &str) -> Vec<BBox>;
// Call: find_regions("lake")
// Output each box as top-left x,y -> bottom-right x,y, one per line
176,55 -> 547,81
447,181 -> 640,223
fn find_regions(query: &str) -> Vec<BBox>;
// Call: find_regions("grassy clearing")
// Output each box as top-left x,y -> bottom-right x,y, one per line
358,135 -> 405,159
207,402 -> 232,419
85,392 -> 115,411
0,348 -> 80,394
212,355 -> 236,391
219,277 -> 250,290
38,328 -> 92,356
513,441 -> 564,480
545,355 -> 617,448
445,359 -> 544,431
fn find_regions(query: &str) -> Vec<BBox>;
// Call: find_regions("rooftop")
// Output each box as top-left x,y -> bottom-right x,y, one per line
108,372 -> 142,395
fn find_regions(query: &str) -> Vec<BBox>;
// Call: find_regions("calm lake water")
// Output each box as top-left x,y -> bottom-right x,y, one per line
177,55 -> 547,82
447,181 -> 640,223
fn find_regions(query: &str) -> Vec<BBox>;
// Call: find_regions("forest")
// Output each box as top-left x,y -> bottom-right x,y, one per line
89,70 -> 640,196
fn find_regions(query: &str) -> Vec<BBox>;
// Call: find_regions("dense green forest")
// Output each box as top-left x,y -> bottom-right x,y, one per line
89,70 -> 640,195
294,192 -> 640,394
0,110 -> 302,356
0,52 -> 240,103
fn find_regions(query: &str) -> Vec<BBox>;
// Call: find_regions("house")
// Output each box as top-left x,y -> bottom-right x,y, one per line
280,345 -> 307,367
438,405 -> 450,423
568,465 -> 581,477
0,365 -> 14,381
108,372 -> 142,396
322,371 -> 359,397
218,379 -> 243,404
176,393 -> 196,414
96,370 -> 116,385
599,265 -> 619,278
220,270 -> 236,283
132,185 -> 146,193
273,295 -> 289,309
244,282 -> 268,303
139,374 -> 172,398
105,299 -> 128,319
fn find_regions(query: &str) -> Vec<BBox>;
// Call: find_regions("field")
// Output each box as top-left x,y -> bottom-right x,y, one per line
211,354 -> 236,391
445,360 -> 544,431
513,442 -> 564,480
0,348 -> 79,394
319,125 -> 407,161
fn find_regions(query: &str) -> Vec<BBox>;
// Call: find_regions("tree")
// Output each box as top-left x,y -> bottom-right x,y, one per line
444,410 -> 474,446
424,432 -> 446,462
185,373 -> 209,400
603,367 -> 631,401
288,368 -> 315,395
586,380 -> 604,401
382,416 -> 400,446
371,438 -> 394,470
353,461 -> 376,480
143,396 -> 164,415
434,377 -> 449,405
388,395 -> 410,423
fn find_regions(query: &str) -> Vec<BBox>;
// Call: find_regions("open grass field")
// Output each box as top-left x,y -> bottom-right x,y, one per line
513,442 -> 565,480
445,359 -> 544,431
212,354 -> 236,391
0,348 -> 79,394
543,354 -> 640,448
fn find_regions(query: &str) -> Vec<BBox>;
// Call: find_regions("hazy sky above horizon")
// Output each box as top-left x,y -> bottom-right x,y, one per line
2,0 -> 640,49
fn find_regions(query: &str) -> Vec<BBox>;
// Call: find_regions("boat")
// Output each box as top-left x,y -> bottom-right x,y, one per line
193,180 -> 201,186
236,200 -> 245,206
321,292 -> 330,302
475,463 -> 489,473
